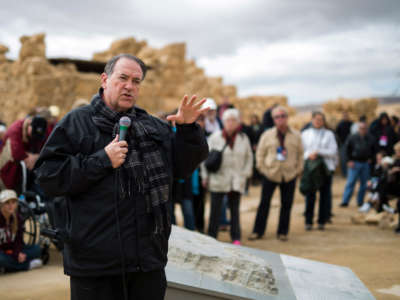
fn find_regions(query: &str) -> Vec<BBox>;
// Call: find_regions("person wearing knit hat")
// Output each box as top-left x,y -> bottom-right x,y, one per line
0,189 -> 43,273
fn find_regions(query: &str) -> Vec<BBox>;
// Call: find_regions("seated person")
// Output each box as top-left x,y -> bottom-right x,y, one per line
360,151 -> 387,212
0,189 -> 42,273
382,143 -> 400,234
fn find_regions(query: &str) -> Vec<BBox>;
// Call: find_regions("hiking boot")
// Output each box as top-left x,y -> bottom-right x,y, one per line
277,234 -> 288,242
248,233 -> 262,241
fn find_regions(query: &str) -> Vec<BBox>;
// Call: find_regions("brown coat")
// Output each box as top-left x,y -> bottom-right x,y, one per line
256,127 -> 304,183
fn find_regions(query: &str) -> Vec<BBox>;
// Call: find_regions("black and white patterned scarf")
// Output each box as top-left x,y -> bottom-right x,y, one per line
91,92 -> 170,233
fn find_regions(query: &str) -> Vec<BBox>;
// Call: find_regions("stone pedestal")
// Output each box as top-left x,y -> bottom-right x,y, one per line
166,226 -> 375,300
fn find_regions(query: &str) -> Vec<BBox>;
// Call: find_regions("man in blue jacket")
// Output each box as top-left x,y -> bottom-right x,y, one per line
35,54 -> 209,300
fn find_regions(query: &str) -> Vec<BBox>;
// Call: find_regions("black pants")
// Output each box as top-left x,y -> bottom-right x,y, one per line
380,181 -> 400,227
70,269 -> 167,300
208,191 -> 241,241
252,176 -> 296,236
305,174 -> 333,225
193,190 -> 205,233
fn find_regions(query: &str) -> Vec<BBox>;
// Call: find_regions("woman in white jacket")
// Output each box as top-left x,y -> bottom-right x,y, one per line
301,111 -> 338,230
202,109 -> 253,245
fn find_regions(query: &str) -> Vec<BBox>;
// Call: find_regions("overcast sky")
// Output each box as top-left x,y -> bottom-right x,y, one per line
1,0 -> 399,105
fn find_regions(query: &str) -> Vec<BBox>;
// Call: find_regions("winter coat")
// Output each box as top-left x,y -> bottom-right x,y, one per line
345,133 -> 376,162
34,97 -> 208,277
0,213 -> 24,260
301,127 -> 338,171
369,113 -> 398,155
201,131 -> 253,194
256,127 -> 304,183
0,119 -> 46,190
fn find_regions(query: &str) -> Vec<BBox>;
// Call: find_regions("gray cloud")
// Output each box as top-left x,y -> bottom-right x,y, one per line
0,0 -> 399,104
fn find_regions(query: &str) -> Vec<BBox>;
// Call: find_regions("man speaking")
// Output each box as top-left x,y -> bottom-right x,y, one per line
35,54 -> 209,300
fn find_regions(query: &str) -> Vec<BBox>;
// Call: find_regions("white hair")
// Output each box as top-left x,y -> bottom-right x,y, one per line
271,105 -> 288,117
222,108 -> 240,122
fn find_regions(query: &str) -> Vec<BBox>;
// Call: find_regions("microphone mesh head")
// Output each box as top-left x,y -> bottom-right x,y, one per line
119,116 -> 131,127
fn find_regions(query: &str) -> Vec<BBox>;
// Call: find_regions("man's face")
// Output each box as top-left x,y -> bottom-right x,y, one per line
101,58 -> 143,112
358,123 -> 367,136
272,110 -> 288,129
206,109 -> 217,121
312,114 -> 324,129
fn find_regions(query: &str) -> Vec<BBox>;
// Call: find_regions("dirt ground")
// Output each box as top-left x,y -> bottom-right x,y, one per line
0,176 -> 399,300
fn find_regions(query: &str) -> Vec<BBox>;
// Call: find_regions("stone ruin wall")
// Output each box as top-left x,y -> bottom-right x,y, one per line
0,33 -> 379,128
0,33 -> 100,124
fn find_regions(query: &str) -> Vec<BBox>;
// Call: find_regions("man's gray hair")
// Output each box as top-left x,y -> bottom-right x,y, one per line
104,54 -> 147,80
272,105 -> 288,117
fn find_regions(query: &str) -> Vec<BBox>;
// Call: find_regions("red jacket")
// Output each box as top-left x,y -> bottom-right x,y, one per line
0,212 -> 24,260
0,119 -> 46,190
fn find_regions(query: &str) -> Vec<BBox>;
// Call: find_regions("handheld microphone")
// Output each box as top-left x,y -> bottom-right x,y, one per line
119,117 -> 131,141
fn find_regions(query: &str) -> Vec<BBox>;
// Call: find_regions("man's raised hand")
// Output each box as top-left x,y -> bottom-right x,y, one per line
105,135 -> 128,168
167,95 -> 209,125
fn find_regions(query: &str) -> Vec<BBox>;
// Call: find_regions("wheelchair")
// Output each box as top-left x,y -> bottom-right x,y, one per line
17,161 -> 64,265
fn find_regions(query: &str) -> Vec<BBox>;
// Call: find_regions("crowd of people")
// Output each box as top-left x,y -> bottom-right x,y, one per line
166,99 -> 400,245
0,85 -> 399,278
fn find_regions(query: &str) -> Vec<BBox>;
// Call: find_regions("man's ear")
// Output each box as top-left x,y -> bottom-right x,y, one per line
101,73 -> 108,89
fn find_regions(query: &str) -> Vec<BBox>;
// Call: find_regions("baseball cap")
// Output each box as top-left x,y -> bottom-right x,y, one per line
49,105 -> 60,118
0,189 -> 18,204
201,98 -> 217,110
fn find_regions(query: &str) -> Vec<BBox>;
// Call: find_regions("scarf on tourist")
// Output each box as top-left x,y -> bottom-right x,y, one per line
91,92 -> 170,233
222,127 -> 240,149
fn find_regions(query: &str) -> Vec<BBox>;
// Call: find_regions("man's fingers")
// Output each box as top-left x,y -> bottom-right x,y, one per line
181,95 -> 189,107
187,95 -> 197,106
166,115 -> 177,122
112,135 -> 119,143
193,98 -> 207,109
118,141 -> 128,148
198,107 -> 210,115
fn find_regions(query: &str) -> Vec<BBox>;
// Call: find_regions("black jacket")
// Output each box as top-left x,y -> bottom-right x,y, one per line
369,113 -> 398,155
34,100 -> 208,277
345,133 -> 375,162
335,120 -> 353,145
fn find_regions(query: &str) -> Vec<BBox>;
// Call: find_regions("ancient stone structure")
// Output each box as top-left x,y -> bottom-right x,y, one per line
0,44 -> 9,62
0,33 -> 380,128
19,33 -> 46,61
0,33 -> 244,124
0,33 -> 99,124
289,97 -> 379,130
322,97 -> 378,128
